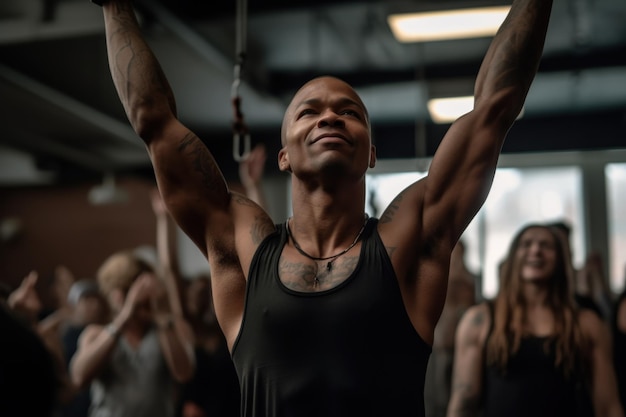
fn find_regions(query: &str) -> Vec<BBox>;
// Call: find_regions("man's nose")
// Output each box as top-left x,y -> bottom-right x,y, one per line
317,110 -> 345,128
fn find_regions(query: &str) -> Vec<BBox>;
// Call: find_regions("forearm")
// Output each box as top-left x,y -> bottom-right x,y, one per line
156,316 -> 195,383
70,330 -> 118,387
70,312 -> 129,387
102,1 -> 177,138
37,307 -> 71,335
475,0 -> 553,119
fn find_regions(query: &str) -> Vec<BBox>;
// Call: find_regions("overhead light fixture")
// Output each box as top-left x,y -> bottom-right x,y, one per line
428,96 -> 474,123
428,96 -> 524,124
88,173 -> 129,205
388,6 -> 510,43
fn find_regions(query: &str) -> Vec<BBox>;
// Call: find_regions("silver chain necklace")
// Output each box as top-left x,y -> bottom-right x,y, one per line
285,214 -> 369,278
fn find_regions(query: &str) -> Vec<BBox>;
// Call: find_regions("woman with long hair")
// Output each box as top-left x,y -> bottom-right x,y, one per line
447,223 -> 623,417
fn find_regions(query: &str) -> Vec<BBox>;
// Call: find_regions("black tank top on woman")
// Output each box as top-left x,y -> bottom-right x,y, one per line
231,218 -> 431,417
483,303 -> 594,417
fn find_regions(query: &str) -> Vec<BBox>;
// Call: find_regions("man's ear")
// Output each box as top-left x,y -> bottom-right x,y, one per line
278,147 -> 291,172
369,145 -> 377,169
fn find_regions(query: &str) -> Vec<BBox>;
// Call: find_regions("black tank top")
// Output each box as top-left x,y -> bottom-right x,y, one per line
483,303 -> 593,417
231,218 -> 431,417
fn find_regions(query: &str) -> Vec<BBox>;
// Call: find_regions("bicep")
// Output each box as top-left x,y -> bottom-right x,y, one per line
422,113 -> 505,243
148,121 -> 232,254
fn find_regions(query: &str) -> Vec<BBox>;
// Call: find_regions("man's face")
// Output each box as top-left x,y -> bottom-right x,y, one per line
278,77 -> 375,179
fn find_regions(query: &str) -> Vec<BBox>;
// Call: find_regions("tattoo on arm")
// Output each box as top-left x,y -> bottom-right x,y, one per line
380,192 -> 403,224
471,310 -> 485,327
109,3 -> 177,117
233,194 -> 255,207
481,0 -> 552,97
178,133 -> 223,190
251,217 -> 275,245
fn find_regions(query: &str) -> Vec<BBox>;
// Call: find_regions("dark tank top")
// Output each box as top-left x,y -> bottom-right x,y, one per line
483,304 -> 593,417
231,218 -> 431,417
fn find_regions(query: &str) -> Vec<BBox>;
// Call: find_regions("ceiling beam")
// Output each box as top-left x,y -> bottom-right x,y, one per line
4,126 -> 115,172
0,64 -> 141,146
0,2 -> 104,45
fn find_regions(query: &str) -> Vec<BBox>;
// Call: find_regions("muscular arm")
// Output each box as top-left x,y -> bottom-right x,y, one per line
101,2 -> 274,256
102,2 -> 226,253
103,0 -> 274,344
429,0 -> 553,245
99,2 -> 274,343
580,310 -> 625,417
380,0 -> 553,341
447,304 -> 489,417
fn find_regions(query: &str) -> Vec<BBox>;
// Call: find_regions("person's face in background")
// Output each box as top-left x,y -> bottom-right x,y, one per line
516,227 -> 558,284
74,294 -> 109,326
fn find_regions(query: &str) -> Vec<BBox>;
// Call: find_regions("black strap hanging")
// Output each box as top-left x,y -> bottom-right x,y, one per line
231,0 -> 251,162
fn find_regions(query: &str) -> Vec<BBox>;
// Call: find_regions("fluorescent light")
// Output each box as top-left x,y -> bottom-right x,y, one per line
428,96 -> 474,123
388,6 -> 510,42
427,96 -> 525,123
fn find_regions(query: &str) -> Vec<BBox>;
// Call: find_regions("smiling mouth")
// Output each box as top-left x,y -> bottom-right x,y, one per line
312,133 -> 349,144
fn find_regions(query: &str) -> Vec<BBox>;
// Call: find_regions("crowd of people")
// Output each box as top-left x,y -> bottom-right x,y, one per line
2,0 -> 626,416
0,143 -> 268,417
4,216 -> 626,417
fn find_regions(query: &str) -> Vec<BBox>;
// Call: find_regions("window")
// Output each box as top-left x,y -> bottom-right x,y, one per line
606,163 -> 626,293
478,167 -> 584,298
366,166 -> 584,299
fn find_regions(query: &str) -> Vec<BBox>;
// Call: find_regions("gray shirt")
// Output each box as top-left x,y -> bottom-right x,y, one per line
89,327 -> 176,417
